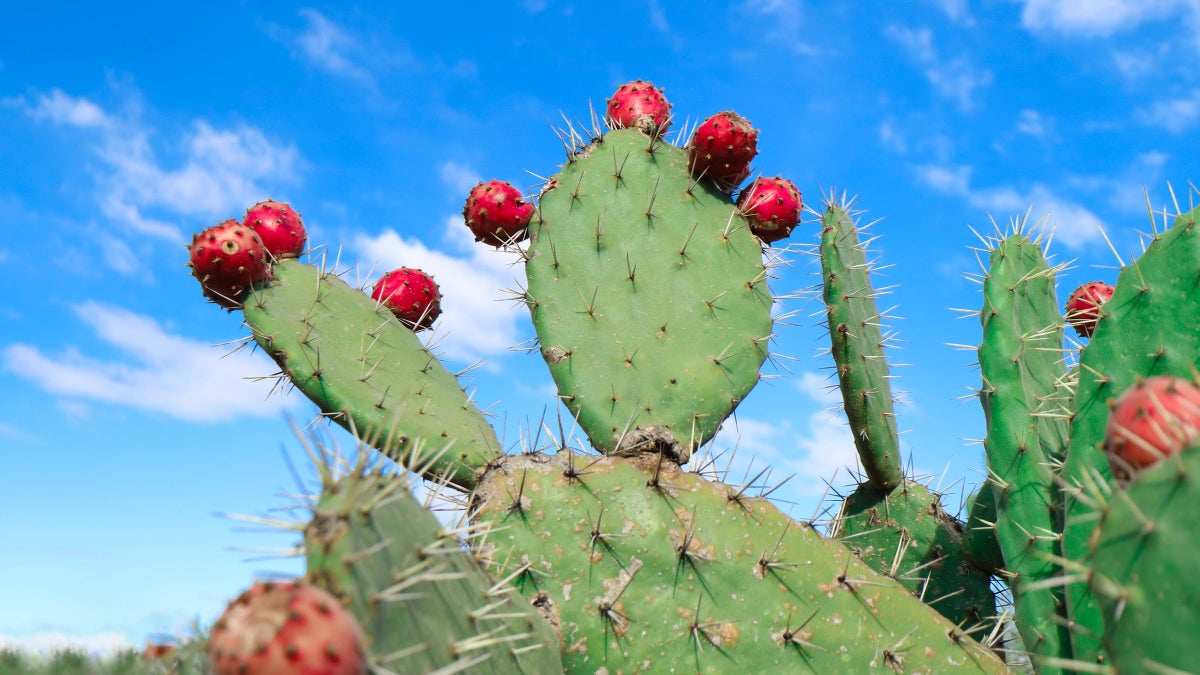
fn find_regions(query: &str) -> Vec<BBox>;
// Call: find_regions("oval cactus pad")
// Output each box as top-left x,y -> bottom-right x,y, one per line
526,128 -> 773,462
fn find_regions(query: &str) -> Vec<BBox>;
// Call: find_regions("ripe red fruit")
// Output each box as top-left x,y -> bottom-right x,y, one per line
463,180 -> 534,246
1064,281 -> 1114,338
371,267 -> 442,331
244,200 -> 306,260
207,580 -> 367,675
188,219 -> 271,309
1105,375 -> 1200,477
605,80 -> 672,135
687,111 -> 758,192
737,176 -> 803,244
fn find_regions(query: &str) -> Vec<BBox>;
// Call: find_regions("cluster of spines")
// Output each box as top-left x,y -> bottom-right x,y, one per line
301,437 -> 563,674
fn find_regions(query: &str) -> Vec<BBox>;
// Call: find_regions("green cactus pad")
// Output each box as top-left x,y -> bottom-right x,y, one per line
832,480 -> 997,630
819,198 -> 905,491
1060,205 -> 1200,664
1087,441 -> 1200,674
471,452 -> 1009,673
525,128 -> 773,462
243,259 -> 502,490
304,448 -> 563,674
977,231 -> 1072,670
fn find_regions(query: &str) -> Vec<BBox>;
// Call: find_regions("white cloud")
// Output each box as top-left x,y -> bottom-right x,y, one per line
708,372 -> 859,501
3,302 -> 300,422
1137,92 -> 1200,133
0,631 -> 133,656
740,0 -> 817,54
883,25 -> 992,111
351,219 -> 527,364
13,87 -> 110,128
1016,109 -> 1051,138
647,0 -> 684,51
930,0 -> 975,24
914,163 -> 1105,248
1016,0 -> 1189,36
10,87 -> 302,267
439,161 -> 482,197
292,9 -> 373,85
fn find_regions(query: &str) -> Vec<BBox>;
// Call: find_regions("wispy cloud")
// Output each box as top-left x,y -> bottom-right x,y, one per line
1137,91 -> 1200,133
6,86 -> 302,270
740,0 -> 816,54
883,25 -> 992,111
930,0 -> 975,25
913,163 -> 1105,248
710,372 -> 859,501
1016,0 -> 1190,36
1016,109 -> 1055,139
3,302 -> 300,422
647,0 -> 684,52
289,9 -> 374,86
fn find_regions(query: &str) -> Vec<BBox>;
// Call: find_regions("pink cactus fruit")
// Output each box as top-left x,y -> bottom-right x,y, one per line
188,219 -> 271,309
1064,280 -> 1114,338
737,176 -> 803,244
687,111 -> 759,192
463,180 -> 534,246
244,200 -> 307,260
207,580 -> 367,675
605,80 -> 672,135
1105,375 -> 1200,478
371,267 -> 442,331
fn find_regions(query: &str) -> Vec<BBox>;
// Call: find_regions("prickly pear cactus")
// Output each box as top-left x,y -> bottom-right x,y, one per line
183,80 -> 1200,674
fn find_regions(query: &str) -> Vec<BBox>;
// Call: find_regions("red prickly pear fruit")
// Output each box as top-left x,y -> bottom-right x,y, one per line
1064,280 -> 1114,338
605,79 -> 672,135
371,267 -> 442,331
188,219 -> 270,309
687,111 -> 758,192
463,180 -> 534,246
737,176 -> 803,244
1105,375 -> 1200,478
244,200 -> 307,260
207,580 -> 367,675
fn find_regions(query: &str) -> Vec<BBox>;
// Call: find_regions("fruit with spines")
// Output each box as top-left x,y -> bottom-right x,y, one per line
462,179 -> 534,246
207,580 -> 367,675
605,79 -> 671,134
687,111 -> 758,192
1105,375 -> 1200,477
370,267 -> 442,331
188,219 -> 270,309
737,176 -> 802,243
244,199 -> 306,260
1063,280 -> 1113,338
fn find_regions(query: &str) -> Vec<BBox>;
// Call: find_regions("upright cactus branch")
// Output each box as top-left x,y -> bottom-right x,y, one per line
819,197 -> 905,492
976,228 -> 1071,672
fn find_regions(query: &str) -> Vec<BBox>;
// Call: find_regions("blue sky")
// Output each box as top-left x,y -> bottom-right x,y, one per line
3,0 -> 1199,655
